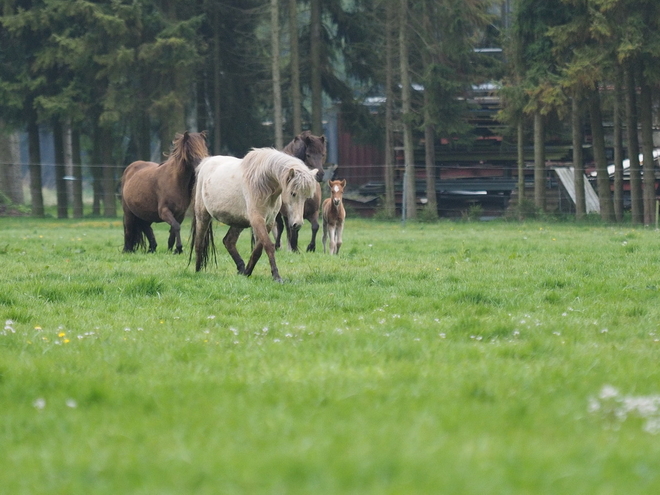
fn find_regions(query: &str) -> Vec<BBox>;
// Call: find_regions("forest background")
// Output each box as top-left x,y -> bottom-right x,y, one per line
0,0 -> 659,224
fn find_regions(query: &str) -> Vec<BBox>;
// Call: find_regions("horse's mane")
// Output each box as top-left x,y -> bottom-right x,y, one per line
242,148 -> 316,201
161,131 -> 208,168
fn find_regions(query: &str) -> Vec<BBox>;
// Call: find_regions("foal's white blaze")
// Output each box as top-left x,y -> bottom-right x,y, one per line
333,185 -> 340,192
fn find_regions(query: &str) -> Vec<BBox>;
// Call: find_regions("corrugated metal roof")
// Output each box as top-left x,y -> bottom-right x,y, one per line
553,167 -> 600,213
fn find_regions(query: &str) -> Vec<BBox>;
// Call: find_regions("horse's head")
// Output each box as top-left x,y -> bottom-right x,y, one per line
281,164 -> 317,231
328,179 -> 346,207
172,131 -> 209,170
287,131 -> 326,183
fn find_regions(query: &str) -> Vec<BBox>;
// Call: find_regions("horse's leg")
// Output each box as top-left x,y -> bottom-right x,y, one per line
223,226 -> 246,275
246,216 -> 281,282
335,220 -> 344,255
167,228 -> 177,252
143,223 -> 157,253
289,226 -> 300,253
160,208 -> 184,254
306,212 -> 319,252
322,219 -> 328,254
244,240 -> 264,277
328,224 -> 337,255
284,217 -> 300,253
274,213 -> 284,250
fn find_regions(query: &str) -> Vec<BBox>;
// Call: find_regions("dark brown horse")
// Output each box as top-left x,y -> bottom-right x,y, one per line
274,131 -> 327,252
121,131 -> 208,254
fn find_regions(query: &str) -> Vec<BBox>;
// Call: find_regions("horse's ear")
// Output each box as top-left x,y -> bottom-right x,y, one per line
287,168 -> 296,183
340,179 -> 346,188
327,180 -> 332,188
320,135 -> 326,144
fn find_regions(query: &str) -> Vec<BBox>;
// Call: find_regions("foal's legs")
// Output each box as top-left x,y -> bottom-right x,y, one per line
335,220 -> 344,255
328,224 -> 337,255
223,226 -> 246,274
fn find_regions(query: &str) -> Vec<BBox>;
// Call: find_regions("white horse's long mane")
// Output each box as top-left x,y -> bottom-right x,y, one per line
242,148 -> 316,201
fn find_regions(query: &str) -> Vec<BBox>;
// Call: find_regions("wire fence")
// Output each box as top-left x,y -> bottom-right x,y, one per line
2,159 -> 578,219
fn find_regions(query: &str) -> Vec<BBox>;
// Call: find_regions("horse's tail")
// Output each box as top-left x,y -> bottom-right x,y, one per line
188,213 -> 216,271
188,210 -> 198,267
124,215 -> 148,252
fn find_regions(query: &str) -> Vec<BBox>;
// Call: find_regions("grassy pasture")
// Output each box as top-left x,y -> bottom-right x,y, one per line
2,216 -> 660,493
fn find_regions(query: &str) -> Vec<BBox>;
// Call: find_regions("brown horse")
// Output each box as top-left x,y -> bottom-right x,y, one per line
322,179 -> 346,255
274,131 -> 327,252
121,131 -> 208,254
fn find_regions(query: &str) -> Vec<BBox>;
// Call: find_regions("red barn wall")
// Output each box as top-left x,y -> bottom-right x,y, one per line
337,123 -> 384,186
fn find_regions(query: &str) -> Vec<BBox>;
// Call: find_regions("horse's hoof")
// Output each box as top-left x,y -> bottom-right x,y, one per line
174,248 -> 183,255
306,245 -> 315,252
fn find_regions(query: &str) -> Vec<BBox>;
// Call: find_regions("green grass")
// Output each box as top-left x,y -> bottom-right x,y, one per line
2,217 -> 660,493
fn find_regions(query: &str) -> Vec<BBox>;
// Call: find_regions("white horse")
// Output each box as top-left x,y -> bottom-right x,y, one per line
191,148 -> 317,282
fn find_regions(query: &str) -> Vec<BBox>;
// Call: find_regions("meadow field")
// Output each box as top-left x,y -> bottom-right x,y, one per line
2,216 -> 660,493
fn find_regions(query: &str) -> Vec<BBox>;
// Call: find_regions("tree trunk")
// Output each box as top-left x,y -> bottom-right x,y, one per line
288,0 -> 302,136
196,78 -> 207,135
91,124 -> 103,216
639,70 -> 655,226
212,8 -> 222,155
136,106 -> 151,160
517,119 -> 524,217
588,87 -> 614,222
421,1 -> 437,219
27,108 -> 44,217
310,0 -> 323,135
399,0 -> 415,220
383,0 -> 396,218
624,62 -> 643,224
533,111 -> 545,211
0,122 -> 24,205
572,95 -> 585,219
271,0 -> 283,149
612,65 -> 624,222
135,55 -> 152,160
71,126 -> 84,218
423,119 -> 437,218
53,119 -> 68,219
94,121 -> 117,218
